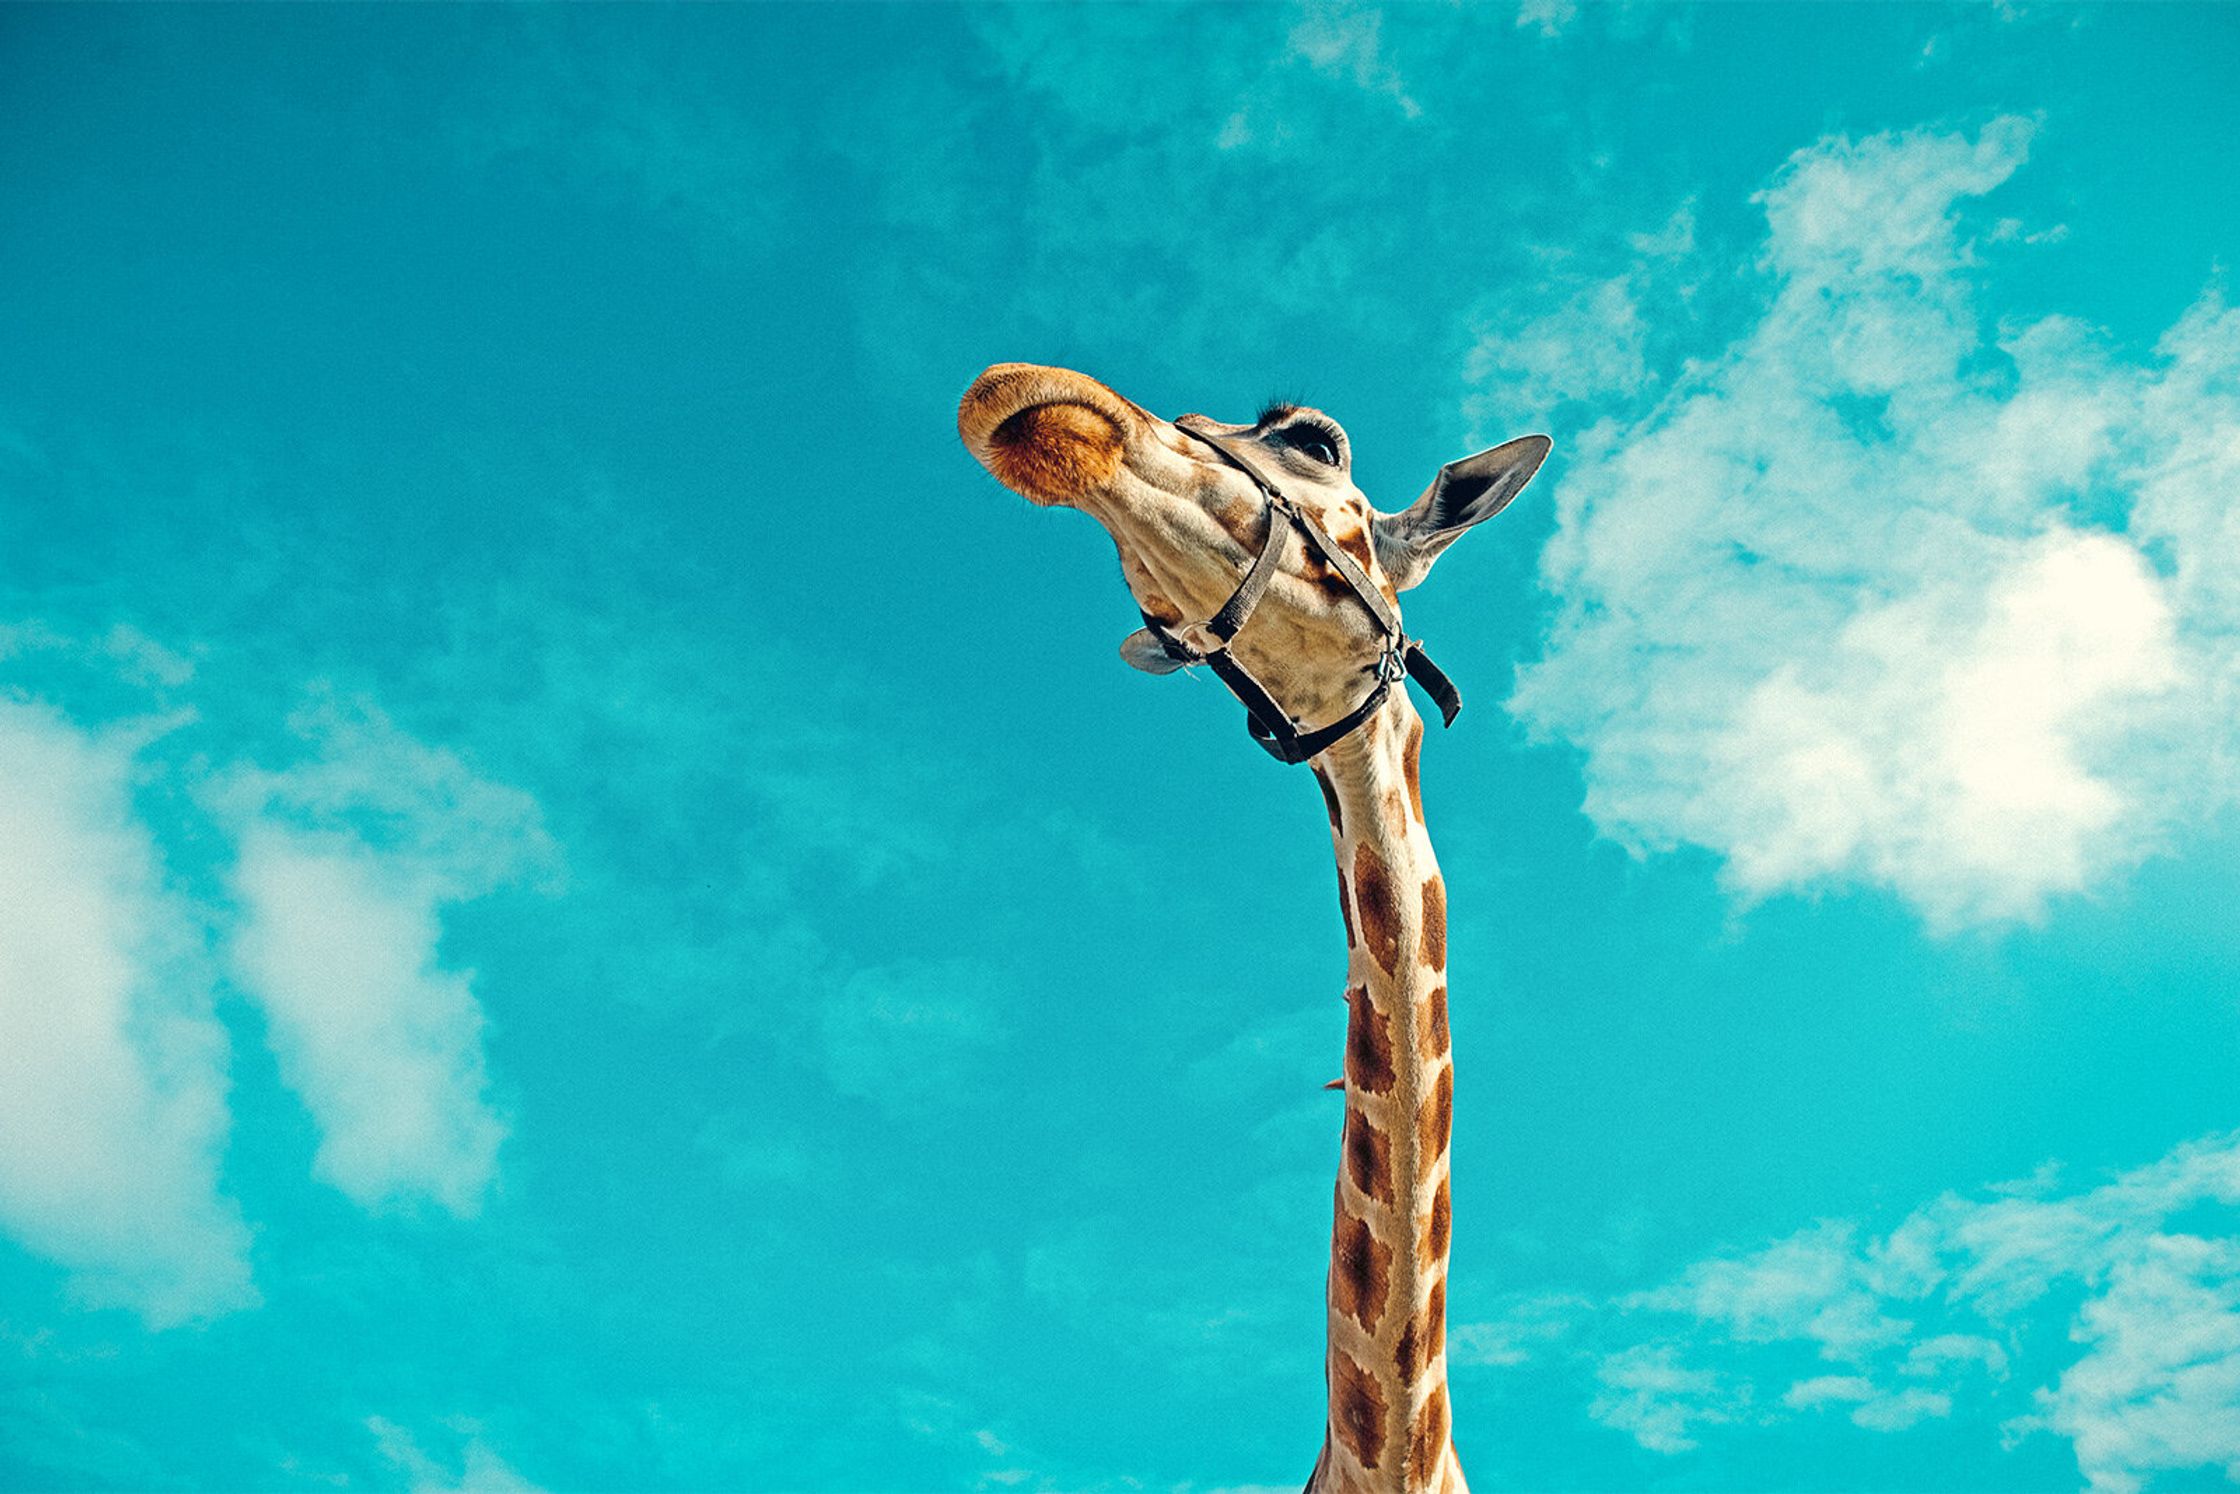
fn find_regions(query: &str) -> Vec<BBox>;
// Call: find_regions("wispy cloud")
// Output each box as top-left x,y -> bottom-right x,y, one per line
0,611 -> 555,1315
367,1415 -> 545,1494
1589,1342 -> 1747,1453
1464,201 -> 1697,437
1514,0 -> 1580,41
1505,116 -> 2240,929
1460,1129 -> 2240,1489
1287,4 -> 1421,119
0,700 -> 254,1327
212,697 -> 552,1217
2018,1233 -> 2240,1492
0,621 -> 195,691
1783,1372 -> 1951,1433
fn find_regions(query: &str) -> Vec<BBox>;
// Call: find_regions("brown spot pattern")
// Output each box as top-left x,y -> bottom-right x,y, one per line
1215,493 -> 1264,548
1395,1315 -> 1424,1385
1420,877 -> 1447,970
1344,1106 -> 1394,1204
1406,1384 -> 1450,1485
1421,1065 -> 1453,1165
1330,1208 -> 1392,1336
1426,1277 -> 1446,1363
1423,1175 -> 1452,1270
1335,527 -> 1376,574
1380,787 -> 1407,832
1420,985 -> 1450,1062
1404,716 -> 1425,822
1314,768 -> 1344,836
1337,873 -> 1356,949
1394,1274 -> 1451,1402
1344,984 -> 1395,1096
1329,1347 -> 1389,1470
1352,842 -> 1403,975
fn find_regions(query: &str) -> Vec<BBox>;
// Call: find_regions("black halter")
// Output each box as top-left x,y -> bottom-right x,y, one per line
1129,425 -> 1463,765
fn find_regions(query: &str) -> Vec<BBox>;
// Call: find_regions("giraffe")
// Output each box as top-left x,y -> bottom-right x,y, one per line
957,363 -> 1548,1494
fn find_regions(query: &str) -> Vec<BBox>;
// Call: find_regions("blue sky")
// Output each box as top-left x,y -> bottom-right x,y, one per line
3,3 -> 2239,1490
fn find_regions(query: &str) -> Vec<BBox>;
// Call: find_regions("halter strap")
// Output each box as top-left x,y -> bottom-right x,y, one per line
1204,493 -> 1291,644
1134,424 -> 1463,765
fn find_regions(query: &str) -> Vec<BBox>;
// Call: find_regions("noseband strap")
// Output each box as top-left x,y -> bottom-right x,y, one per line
1135,425 -> 1463,766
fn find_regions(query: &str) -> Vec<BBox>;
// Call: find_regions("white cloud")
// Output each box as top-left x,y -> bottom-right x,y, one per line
1449,1291 -> 1584,1367
367,1415 -> 545,1494
217,699 -> 553,1217
1632,1221 -> 1912,1358
1706,530 -> 2177,926
1515,0 -> 1580,39
1464,1129 -> 2240,1488
0,621 -> 195,690
1906,1332 -> 2010,1379
1506,116 -> 2240,929
1783,1373 -> 1876,1408
1469,277 -> 1650,418
216,696 -> 556,903
0,700 -> 254,1326
1466,200 -> 1694,439
1783,1372 -> 1951,1432
2011,1235 -> 2240,1493
1588,1343 -> 1747,1453
0,626 -> 554,1313
1852,1385 -> 1952,1432
229,828 -> 505,1216
1287,4 -> 1421,118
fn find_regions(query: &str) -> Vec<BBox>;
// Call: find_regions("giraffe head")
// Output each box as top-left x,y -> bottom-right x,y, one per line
958,363 -> 1550,735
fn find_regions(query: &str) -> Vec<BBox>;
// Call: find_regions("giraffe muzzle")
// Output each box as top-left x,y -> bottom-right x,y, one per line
958,363 -> 1146,507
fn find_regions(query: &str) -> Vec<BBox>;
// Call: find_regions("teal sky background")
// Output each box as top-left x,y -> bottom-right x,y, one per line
4,4 -> 2239,1490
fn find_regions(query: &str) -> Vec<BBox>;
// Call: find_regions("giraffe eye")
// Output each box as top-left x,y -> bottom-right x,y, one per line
1280,420 -> 1345,468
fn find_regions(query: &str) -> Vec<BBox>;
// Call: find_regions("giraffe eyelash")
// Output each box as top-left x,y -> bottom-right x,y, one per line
1274,414 -> 1348,464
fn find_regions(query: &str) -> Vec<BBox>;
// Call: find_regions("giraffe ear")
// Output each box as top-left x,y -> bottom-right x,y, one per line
1373,434 -> 1551,591
1119,627 -> 1190,675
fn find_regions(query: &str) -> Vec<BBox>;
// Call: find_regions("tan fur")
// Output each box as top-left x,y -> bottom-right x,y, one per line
985,402 -> 1123,505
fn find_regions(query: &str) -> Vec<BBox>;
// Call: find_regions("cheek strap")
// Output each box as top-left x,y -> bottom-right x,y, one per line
1121,428 -> 1463,765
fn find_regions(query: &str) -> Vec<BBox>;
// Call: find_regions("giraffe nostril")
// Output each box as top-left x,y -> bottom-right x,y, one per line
986,405 -> 1044,449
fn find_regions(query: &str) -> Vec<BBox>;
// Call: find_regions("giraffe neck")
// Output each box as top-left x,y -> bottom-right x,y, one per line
1307,699 -> 1462,1494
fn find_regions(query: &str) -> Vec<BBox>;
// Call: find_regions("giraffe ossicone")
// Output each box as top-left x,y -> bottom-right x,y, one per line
958,363 -> 1549,1494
